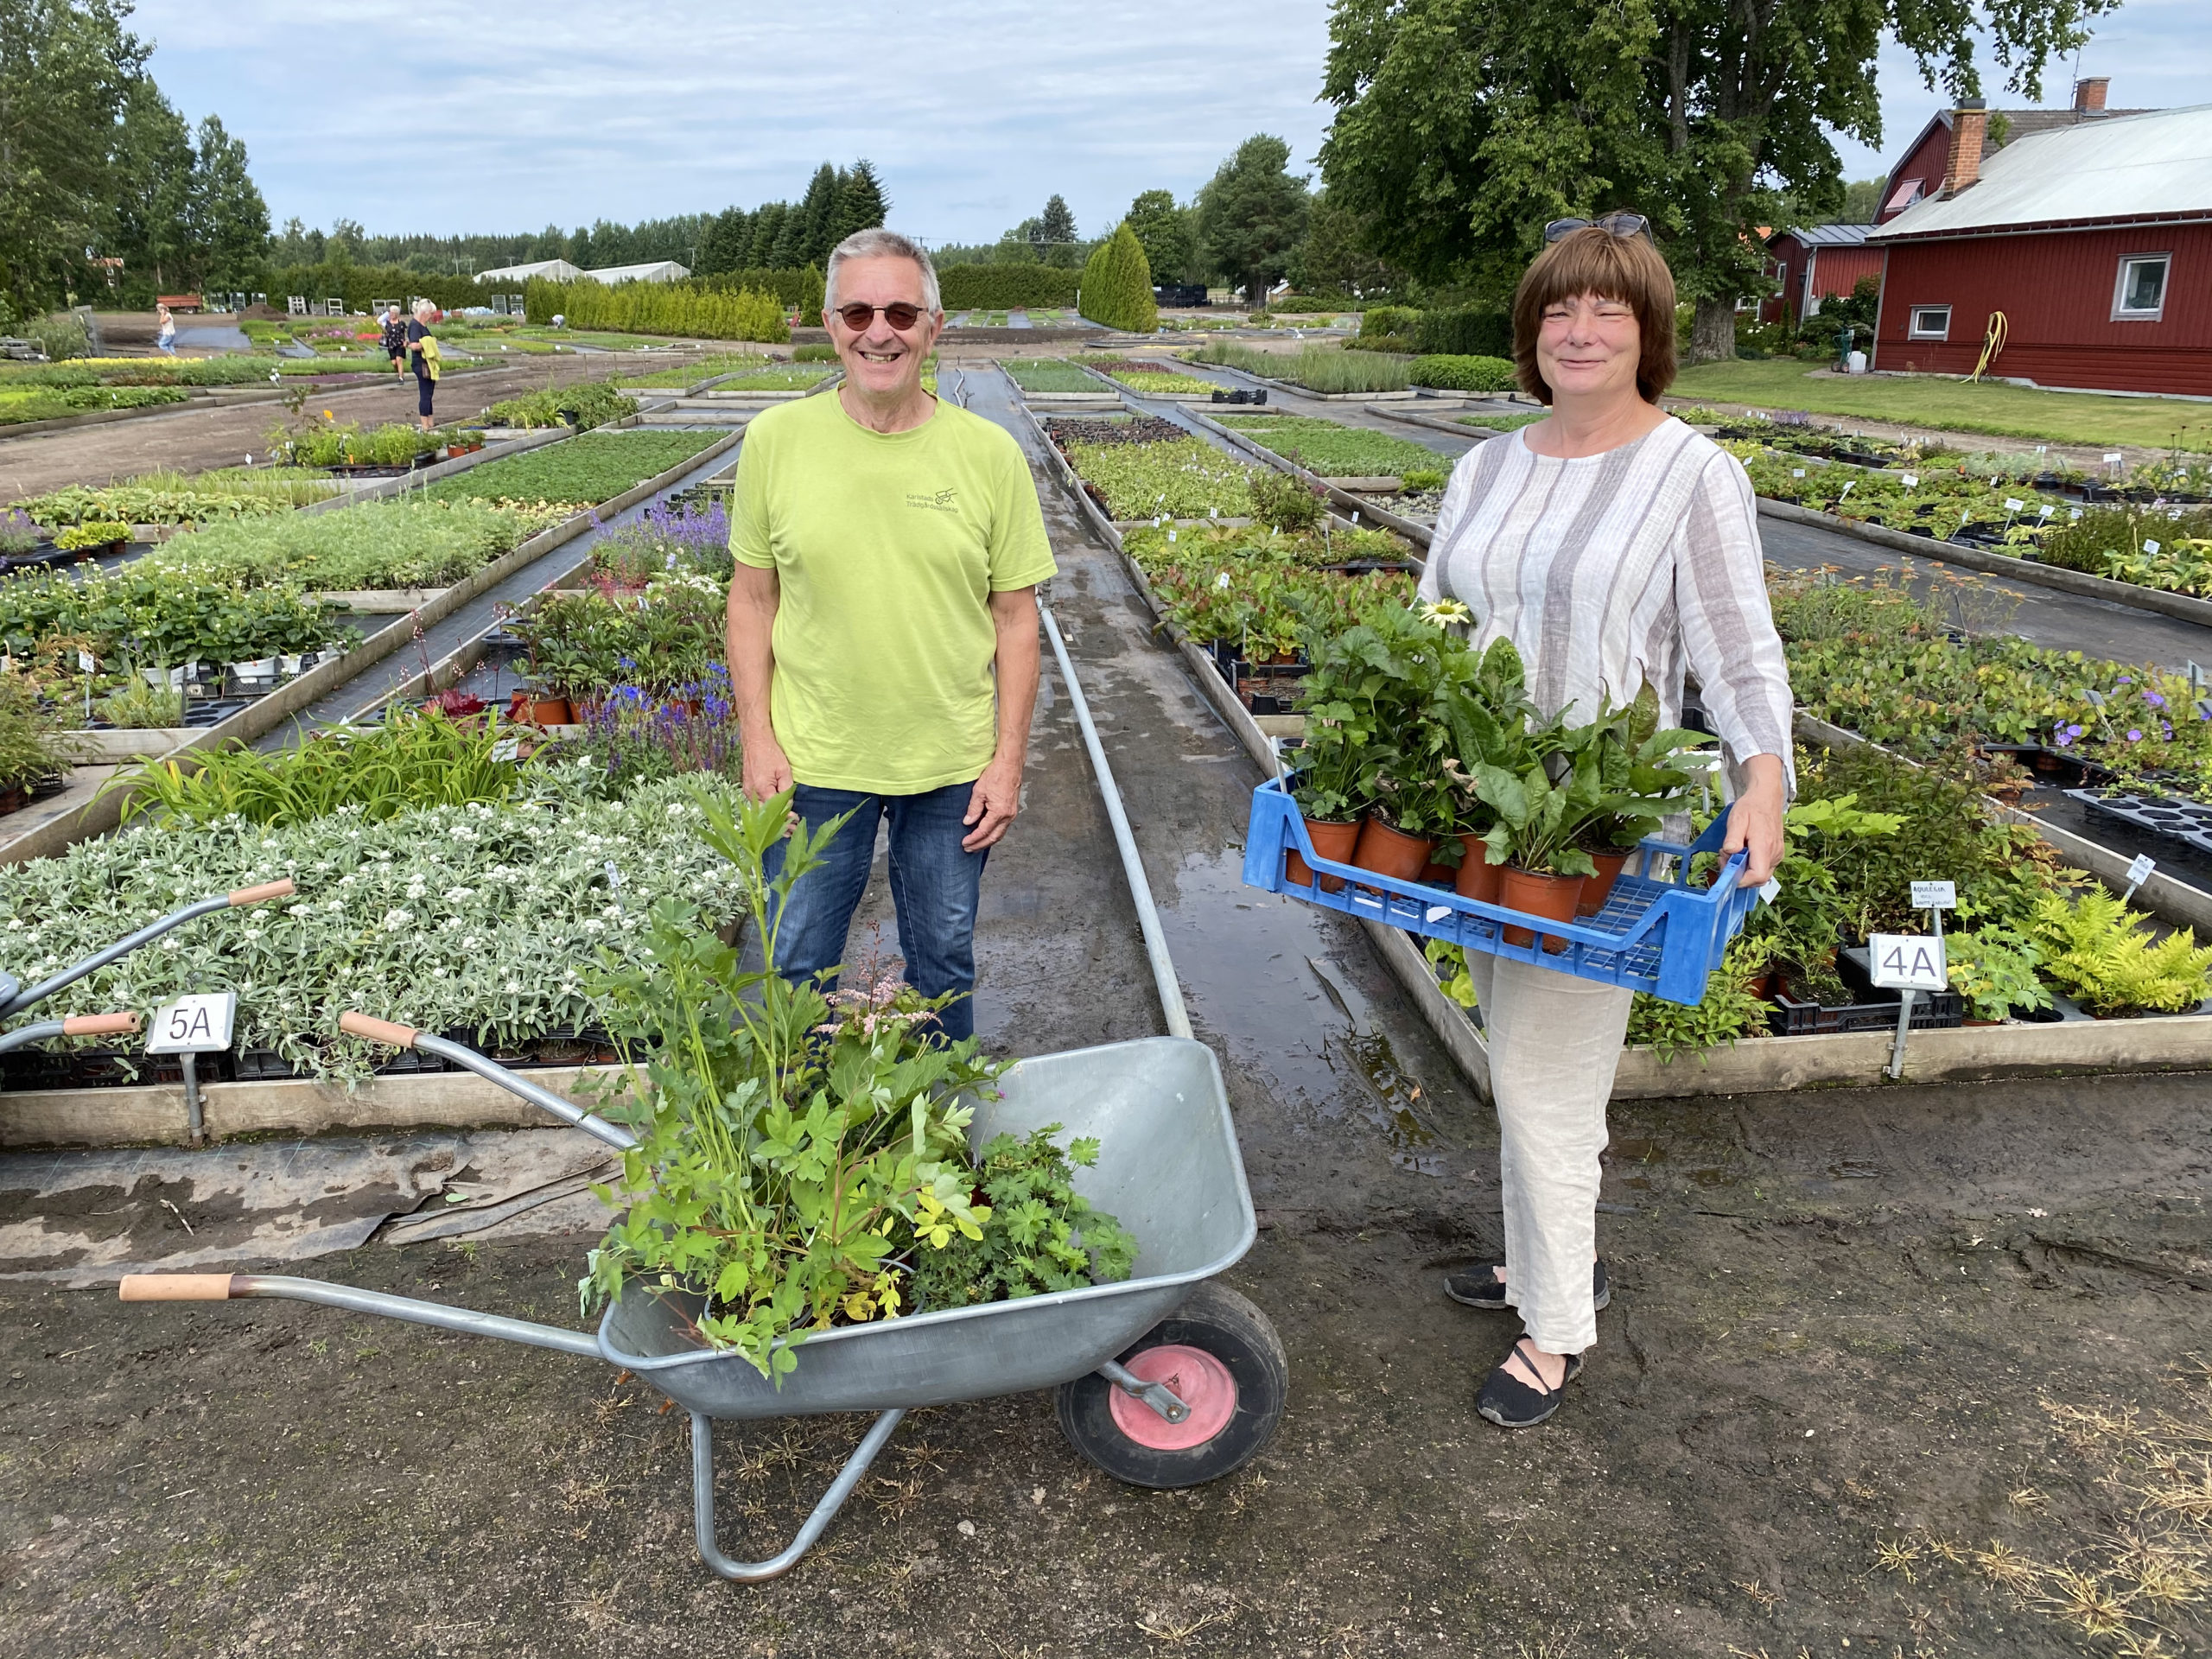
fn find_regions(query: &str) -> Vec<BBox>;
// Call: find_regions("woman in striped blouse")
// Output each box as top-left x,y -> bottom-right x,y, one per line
1418,218 -> 1795,1429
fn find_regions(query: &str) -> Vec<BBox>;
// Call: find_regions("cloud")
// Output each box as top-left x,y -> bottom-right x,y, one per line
127,0 -> 1337,243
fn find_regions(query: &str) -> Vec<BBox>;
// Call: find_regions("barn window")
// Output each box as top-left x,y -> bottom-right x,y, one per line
1884,178 -> 1925,215
1908,306 -> 1951,340
2113,255 -> 2171,321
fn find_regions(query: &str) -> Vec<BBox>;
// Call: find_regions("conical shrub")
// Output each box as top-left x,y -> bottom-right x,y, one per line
1080,223 -> 1159,334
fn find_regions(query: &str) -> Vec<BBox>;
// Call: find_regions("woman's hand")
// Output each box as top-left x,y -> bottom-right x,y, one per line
1722,753 -> 1788,887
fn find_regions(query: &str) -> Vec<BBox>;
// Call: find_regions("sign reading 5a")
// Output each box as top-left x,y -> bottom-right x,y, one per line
146,992 -> 237,1054
1868,934 -> 1948,994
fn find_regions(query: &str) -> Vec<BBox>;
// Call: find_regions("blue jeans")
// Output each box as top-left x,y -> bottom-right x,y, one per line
765,781 -> 988,1045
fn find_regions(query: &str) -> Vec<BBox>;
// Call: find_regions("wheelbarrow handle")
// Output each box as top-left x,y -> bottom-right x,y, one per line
64,1011 -> 140,1038
338,1011 -> 639,1153
228,879 -> 296,906
118,1272 -> 601,1357
0,886 -> 301,1020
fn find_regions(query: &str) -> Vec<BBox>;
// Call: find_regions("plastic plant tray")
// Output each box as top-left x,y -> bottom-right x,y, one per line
1243,776 -> 1758,1006
2069,787 -> 2212,857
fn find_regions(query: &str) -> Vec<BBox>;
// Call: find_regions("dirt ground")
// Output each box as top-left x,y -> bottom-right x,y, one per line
2,370 -> 2209,1659
0,352 -> 688,500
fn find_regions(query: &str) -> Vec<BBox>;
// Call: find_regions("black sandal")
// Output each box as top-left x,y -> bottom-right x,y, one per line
1476,1337 -> 1585,1429
1445,1259 -> 1611,1313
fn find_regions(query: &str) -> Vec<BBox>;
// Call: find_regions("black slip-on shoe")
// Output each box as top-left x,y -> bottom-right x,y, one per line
1476,1338 -> 1586,1430
1445,1259 -> 1611,1312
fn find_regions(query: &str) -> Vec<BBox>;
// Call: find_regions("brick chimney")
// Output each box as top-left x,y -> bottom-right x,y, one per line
2074,76 -> 2110,113
1943,99 -> 1988,195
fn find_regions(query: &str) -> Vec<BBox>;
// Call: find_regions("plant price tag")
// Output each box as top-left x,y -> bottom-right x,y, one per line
1868,934 -> 1948,993
2145,539 -> 2161,556
2004,499 -> 2024,513
1899,473 -> 1918,489
2127,854 -> 2157,887
1910,880 -> 1956,910
490,737 -> 521,763
77,650 -> 96,673
146,992 -> 237,1054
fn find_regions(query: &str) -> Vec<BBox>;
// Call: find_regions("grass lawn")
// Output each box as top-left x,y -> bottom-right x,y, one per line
1669,358 -> 2212,453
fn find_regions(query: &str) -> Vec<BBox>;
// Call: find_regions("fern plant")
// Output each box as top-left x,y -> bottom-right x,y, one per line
2028,891 -> 2212,1016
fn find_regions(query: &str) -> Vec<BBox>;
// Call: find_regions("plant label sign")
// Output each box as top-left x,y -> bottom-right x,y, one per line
146,992 -> 237,1054
1869,934 -> 1948,994
2126,854 -> 2157,890
1910,880 -> 1956,911
1900,473 -> 1918,489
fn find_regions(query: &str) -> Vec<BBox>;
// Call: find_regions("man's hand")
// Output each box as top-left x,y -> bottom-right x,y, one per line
962,750 -> 1024,851
1721,753 -> 1789,887
742,730 -> 794,803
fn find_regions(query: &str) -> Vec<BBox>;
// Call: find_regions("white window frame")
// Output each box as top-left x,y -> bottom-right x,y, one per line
2113,253 -> 2171,321
1907,305 -> 1951,341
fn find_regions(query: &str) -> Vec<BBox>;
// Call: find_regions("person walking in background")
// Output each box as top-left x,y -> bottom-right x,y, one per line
154,303 -> 176,356
727,228 -> 1056,1046
1424,216 -> 1792,1429
407,300 -> 442,430
380,304 -> 408,374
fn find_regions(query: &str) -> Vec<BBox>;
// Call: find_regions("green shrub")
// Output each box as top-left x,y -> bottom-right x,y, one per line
1353,305 -> 1421,352
1414,308 -> 1512,358
938,266 -> 1084,310
1249,468 -> 1325,531
521,278 -> 790,344
483,378 -> 633,432
1409,354 -> 1518,394
1079,224 -> 1160,334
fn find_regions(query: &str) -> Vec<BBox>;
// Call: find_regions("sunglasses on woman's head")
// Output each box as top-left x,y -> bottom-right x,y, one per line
835,301 -> 926,331
1543,213 -> 1652,244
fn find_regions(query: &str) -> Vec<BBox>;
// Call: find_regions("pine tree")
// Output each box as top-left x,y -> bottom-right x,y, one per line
750,202 -> 790,269
1079,222 -> 1157,333
796,163 -> 841,265
187,115 -> 269,293
830,159 -> 889,247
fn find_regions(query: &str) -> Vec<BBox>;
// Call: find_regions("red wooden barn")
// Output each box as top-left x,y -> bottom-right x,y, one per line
1758,225 -> 1883,326
1866,96 -> 2212,394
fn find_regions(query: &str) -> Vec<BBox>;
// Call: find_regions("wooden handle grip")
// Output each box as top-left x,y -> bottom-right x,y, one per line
339,1012 -> 417,1048
119,1274 -> 236,1301
62,1012 -> 140,1037
228,879 -> 296,906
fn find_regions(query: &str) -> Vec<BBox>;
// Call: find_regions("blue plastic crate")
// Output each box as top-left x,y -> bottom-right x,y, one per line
1241,776 -> 1759,1006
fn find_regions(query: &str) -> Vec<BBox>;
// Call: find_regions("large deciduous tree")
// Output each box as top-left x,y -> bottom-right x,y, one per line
1196,134 -> 1311,308
187,114 -> 269,294
0,0 -> 145,316
1125,188 -> 1196,286
1319,0 -> 2116,359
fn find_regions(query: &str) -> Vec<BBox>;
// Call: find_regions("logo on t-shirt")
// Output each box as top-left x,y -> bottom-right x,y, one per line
906,487 -> 960,513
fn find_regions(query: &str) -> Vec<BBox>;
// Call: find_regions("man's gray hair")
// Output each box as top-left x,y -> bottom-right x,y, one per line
823,228 -> 941,315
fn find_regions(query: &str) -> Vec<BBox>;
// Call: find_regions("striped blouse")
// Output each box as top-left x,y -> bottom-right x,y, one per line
1415,417 -> 1796,791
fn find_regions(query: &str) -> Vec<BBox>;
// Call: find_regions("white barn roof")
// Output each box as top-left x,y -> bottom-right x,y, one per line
474,257 -> 583,283
583,261 -> 691,285
1870,104 -> 2212,241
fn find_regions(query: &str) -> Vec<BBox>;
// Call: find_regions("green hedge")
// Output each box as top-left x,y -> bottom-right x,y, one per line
1408,354 -> 1518,393
521,279 -> 789,343
1414,307 -> 1512,359
266,264 -> 496,313
1078,225 -> 1158,333
938,266 -> 1084,310
690,267 -> 825,316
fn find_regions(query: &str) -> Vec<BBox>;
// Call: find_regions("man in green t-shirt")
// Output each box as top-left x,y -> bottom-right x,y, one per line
728,228 -> 1057,1044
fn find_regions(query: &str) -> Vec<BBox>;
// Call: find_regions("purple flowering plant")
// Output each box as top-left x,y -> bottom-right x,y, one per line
590,498 -> 732,588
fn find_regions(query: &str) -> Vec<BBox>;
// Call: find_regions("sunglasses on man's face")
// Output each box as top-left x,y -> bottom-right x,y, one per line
834,301 -> 927,332
1543,212 -> 1652,245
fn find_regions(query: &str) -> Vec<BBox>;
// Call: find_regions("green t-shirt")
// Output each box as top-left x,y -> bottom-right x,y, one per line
730,391 -> 1057,793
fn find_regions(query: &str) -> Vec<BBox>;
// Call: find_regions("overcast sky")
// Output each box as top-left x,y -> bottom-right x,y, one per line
130,0 -> 2210,247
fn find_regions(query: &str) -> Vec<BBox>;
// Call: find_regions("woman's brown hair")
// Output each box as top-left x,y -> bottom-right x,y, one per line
1510,227 -> 1678,405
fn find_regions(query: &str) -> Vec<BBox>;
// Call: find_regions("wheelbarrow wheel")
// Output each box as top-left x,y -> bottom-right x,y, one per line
1055,1283 -> 1287,1490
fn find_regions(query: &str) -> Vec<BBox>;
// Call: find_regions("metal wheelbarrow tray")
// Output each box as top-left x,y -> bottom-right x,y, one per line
122,1033 -> 1287,1582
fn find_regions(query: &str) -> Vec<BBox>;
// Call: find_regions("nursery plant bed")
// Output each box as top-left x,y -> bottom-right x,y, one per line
2071,785 -> 2212,856
62,728 -> 194,764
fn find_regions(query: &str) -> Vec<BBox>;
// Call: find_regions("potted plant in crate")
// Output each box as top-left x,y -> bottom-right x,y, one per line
1470,713 -> 1610,950
1440,638 -> 1536,906
1571,691 -> 1714,916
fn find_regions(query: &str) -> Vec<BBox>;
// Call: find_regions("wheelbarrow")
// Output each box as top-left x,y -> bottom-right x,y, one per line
121,1019 -> 1287,1582
0,879 -> 296,1060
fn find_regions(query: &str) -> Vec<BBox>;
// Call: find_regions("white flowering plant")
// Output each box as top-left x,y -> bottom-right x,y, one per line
0,772 -> 751,1082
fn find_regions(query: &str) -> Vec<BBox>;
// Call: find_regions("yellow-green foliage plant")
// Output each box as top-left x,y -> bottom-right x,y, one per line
1080,223 -> 1160,334
521,278 -> 789,344
2028,889 -> 2212,1015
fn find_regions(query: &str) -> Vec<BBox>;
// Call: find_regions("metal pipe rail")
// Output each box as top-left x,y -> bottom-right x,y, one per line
1037,599 -> 1193,1040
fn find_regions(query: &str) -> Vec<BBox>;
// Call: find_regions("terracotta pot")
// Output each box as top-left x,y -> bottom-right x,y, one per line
1747,971 -> 1777,1001
1351,817 -> 1433,887
0,785 -> 22,817
1421,859 -> 1458,886
1286,816 -> 1361,893
1454,835 -> 1505,905
1500,867 -> 1584,952
1575,849 -> 1634,917
1963,1016 -> 2002,1027
528,696 -> 573,727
